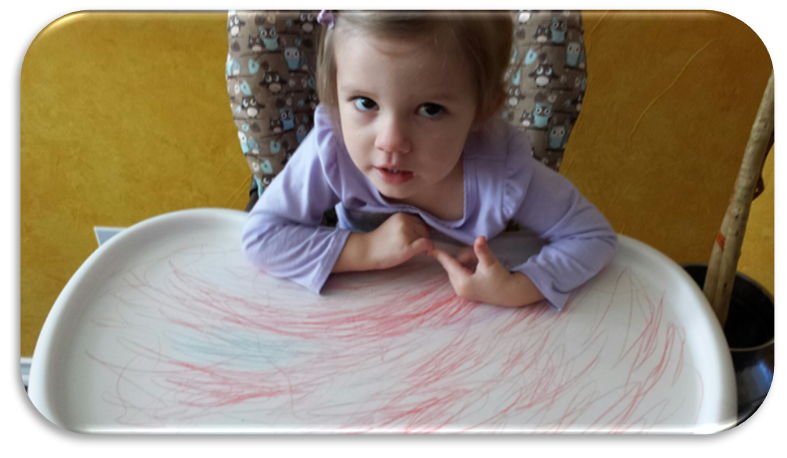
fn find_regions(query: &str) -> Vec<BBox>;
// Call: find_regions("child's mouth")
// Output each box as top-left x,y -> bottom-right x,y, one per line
375,167 -> 414,185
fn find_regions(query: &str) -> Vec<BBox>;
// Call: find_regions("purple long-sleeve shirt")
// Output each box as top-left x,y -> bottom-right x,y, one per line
243,105 -> 618,310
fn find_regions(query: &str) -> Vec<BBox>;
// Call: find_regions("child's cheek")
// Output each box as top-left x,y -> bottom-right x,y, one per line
343,137 -> 372,173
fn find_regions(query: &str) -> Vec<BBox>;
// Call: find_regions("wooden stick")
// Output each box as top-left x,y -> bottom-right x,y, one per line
703,71 -> 774,326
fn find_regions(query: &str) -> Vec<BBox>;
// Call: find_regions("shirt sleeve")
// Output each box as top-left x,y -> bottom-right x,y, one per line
241,111 -> 352,294
504,132 -> 618,311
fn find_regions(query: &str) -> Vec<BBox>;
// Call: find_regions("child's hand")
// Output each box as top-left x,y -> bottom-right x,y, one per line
428,236 -> 510,303
427,236 -> 545,307
367,212 -> 434,270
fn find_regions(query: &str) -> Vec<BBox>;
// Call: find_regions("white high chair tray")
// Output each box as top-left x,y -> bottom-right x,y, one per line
28,208 -> 736,433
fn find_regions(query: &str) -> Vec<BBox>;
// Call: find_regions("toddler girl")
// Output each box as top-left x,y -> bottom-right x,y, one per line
242,11 -> 617,310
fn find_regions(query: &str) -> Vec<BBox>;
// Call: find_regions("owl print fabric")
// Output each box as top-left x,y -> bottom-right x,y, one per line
226,10 -> 587,196
226,10 -> 320,196
505,10 -> 587,170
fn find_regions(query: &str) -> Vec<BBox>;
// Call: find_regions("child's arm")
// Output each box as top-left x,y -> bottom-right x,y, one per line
430,131 -> 617,310
242,124 -> 352,294
506,159 -> 618,310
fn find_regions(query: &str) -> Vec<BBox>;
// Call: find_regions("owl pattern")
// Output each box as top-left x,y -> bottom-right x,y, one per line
226,10 -> 319,195
226,10 -> 587,196
505,10 -> 587,170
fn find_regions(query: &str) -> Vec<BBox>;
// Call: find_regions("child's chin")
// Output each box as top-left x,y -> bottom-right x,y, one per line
376,184 -> 414,201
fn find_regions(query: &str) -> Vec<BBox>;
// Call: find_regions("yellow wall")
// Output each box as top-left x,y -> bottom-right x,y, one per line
565,11 -> 773,288
20,11 -> 773,357
738,147 -> 774,295
21,13 -> 248,356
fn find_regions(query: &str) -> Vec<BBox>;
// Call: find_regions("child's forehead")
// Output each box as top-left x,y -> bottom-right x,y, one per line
337,39 -> 471,93
336,30 -> 467,73
336,24 -> 461,58
331,24 -> 479,105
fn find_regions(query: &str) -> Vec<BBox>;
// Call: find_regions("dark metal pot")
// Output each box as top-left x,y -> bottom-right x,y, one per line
681,263 -> 774,425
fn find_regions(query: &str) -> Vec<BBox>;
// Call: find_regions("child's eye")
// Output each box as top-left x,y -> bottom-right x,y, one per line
353,97 -> 378,111
418,103 -> 444,118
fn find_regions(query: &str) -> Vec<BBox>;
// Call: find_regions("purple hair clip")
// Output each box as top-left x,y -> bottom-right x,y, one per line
317,10 -> 335,29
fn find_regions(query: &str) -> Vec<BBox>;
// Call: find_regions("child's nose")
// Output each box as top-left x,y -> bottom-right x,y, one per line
374,115 -> 411,155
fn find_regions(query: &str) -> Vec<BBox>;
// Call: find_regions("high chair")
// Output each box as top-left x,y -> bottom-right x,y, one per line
27,10 -> 770,433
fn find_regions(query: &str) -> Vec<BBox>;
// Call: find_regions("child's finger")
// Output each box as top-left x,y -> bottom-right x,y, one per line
408,237 -> 434,256
403,215 -> 431,238
473,236 -> 498,268
456,247 -> 478,268
412,223 -> 432,240
408,213 -> 431,231
430,248 -> 472,282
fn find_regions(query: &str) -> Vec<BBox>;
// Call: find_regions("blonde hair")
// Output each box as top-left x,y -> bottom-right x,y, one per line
317,11 -> 513,123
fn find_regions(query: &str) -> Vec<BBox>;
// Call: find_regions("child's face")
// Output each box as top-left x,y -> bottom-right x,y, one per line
334,31 -> 479,202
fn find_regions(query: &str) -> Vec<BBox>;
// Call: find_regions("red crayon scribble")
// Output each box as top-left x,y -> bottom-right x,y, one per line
84,247 -> 702,433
